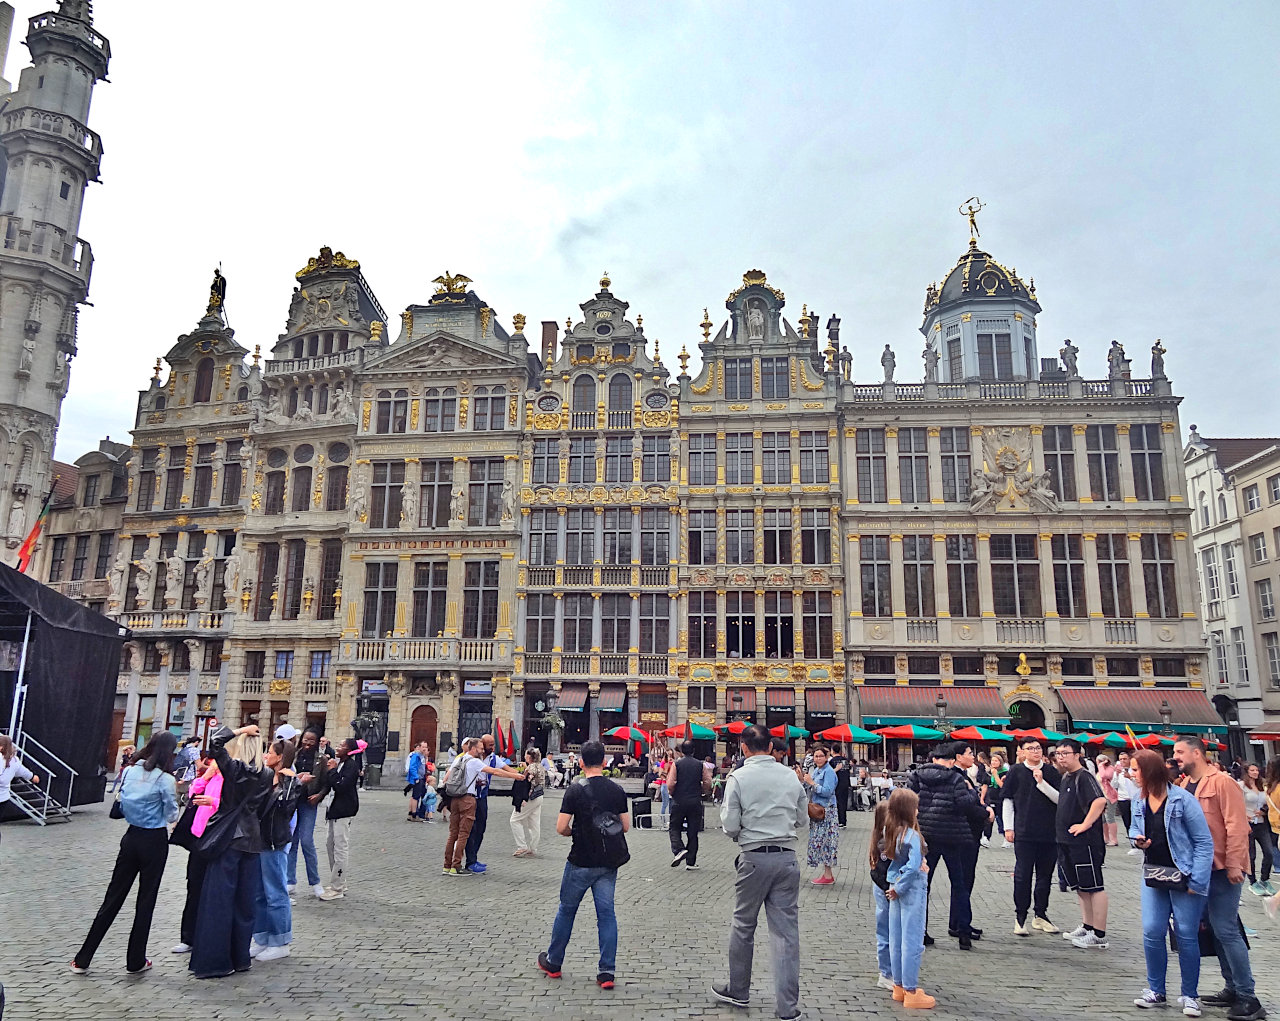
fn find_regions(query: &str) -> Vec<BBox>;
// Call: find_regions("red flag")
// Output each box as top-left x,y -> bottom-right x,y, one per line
16,485 -> 55,574
493,718 -> 509,758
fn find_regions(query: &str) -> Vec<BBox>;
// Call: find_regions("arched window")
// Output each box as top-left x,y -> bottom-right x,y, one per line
193,358 -> 214,403
236,386 -> 248,401
1199,494 -> 1210,530
608,373 -> 632,410
1218,494 -> 1228,522
317,384 -> 329,415
375,389 -> 408,434
154,395 -> 167,411
572,375 -> 596,412
287,387 -> 299,417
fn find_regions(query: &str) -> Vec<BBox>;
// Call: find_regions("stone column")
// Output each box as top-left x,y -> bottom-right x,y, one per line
588,682 -> 601,741
927,427 -> 944,506
1081,533 -> 1103,620
932,534 -> 950,619
791,589 -> 804,658
627,682 -> 639,726
1038,532 -> 1058,620
976,533 -> 994,619
183,638 -> 201,740
889,534 -> 906,618
1072,425 -> 1092,503
1127,532 -> 1150,618
885,428 -> 902,505
716,588 -> 727,656
1116,424 -> 1136,503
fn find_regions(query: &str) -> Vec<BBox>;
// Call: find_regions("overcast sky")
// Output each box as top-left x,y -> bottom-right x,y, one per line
21,1 -> 1279,460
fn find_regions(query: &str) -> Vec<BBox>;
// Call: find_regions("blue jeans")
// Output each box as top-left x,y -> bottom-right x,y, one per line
1204,869 -> 1254,997
889,882 -> 927,990
288,799 -> 320,887
873,884 -> 892,978
253,848 -> 292,947
1141,883 -> 1204,998
546,862 -> 618,973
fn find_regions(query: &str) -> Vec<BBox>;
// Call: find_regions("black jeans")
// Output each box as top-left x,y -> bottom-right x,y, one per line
74,826 -> 169,972
190,848 -> 261,978
180,851 -> 209,947
1118,799 -> 1132,833
669,800 -> 703,865
924,841 -> 973,935
1013,840 -> 1058,922
1248,821 -> 1274,883
835,782 -> 850,826
464,796 -> 489,866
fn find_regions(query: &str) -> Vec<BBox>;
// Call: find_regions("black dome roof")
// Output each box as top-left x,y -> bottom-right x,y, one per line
923,240 -> 1040,315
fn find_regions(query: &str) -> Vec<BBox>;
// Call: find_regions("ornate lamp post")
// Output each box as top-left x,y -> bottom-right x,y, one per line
934,692 -> 952,735
1159,698 -> 1174,737
731,692 -> 745,722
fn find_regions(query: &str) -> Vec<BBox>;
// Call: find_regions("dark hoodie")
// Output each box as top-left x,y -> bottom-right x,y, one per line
906,761 -> 987,846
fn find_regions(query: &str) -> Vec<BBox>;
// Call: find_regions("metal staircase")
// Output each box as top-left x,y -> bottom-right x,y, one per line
2,732 -> 76,825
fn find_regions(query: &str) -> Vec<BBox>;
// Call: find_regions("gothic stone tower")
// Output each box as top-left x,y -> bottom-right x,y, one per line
0,1 -> 109,558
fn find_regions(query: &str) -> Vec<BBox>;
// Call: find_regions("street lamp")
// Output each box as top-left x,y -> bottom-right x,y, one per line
731,692 -> 745,721
934,692 -> 952,735
1159,698 -> 1174,737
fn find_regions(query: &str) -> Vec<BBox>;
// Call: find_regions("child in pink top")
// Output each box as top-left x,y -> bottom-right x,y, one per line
190,761 -> 224,837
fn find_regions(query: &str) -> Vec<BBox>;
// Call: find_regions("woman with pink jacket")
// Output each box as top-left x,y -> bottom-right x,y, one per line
172,759 -> 223,955
1096,754 -> 1121,847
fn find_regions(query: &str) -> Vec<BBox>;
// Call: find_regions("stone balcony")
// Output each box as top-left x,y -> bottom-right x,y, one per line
0,214 -> 91,287
843,376 -> 1166,404
2,105 -> 103,164
852,615 -> 1190,649
119,610 -> 230,633
264,348 -> 367,376
336,635 -> 513,671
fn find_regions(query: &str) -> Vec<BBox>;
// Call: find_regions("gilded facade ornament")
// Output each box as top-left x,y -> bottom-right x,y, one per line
797,360 -> 825,392
432,271 -> 472,294
700,308 -> 712,341
400,309 -> 413,336
479,306 -> 492,338
690,361 -> 714,395
296,247 -> 360,279
727,268 -> 784,304
512,313 -> 526,334
369,320 -> 383,343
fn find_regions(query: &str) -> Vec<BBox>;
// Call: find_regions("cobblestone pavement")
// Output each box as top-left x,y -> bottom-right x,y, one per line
1,790 -> 1276,1021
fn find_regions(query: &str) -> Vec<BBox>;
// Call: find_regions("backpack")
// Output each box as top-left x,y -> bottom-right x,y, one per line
443,754 -> 474,798
580,777 -> 630,869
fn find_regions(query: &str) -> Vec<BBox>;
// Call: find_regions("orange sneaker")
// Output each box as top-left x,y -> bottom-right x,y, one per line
892,985 -> 907,1002
904,989 -> 936,1009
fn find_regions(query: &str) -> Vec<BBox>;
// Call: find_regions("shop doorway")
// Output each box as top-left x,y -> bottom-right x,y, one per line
410,704 -> 439,763
1008,699 -> 1045,730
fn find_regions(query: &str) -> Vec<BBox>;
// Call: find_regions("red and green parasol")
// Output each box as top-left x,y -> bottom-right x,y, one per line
769,724 -> 811,739
1081,731 -> 1130,749
603,726 -> 650,744
712,720 -> 751,736
950,725 -> 1015,742
1133,733 -> 1176,748
813,723 -> 883,743
1010,727 -> 1069,742
663,722 -> 716,740
874,724 -> 945,741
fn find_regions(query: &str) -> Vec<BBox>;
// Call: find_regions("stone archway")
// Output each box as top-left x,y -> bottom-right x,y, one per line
1007,698 -> 1045,730
410,704 -> 439,761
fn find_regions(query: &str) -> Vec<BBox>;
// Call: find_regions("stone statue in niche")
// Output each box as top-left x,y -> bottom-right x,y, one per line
193,557 -> 212,607
501,476 -> 515,521
349,474 -> 368,524
450,485 -> 467,522
18,339 -> 34,374
165,554 -> 184,602
108,545 -> 130,604
1107,340 -> 1128,379
5,497 -> 24,545
880,344 -> 895,382
746,304 -> 765,340
922,345 -> 939,383
222,548 -> 241,606
1151,339 -> 1166,378
1059,338 -> 1079,378
133,555 -> 154,606
331,386 -> 356,421
400,479 -> 417,525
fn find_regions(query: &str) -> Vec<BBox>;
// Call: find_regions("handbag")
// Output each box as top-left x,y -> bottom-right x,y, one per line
169,801 -> 199,850
108,765 -> 129,819
807,801 -> 826,821
1143,863 -> 1188,891
870,857 -> 890,891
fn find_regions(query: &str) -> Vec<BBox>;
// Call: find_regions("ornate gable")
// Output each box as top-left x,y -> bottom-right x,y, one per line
364,329 -> 523,378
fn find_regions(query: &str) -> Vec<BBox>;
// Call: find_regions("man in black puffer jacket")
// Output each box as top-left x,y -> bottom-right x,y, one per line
907,742 -> 992,950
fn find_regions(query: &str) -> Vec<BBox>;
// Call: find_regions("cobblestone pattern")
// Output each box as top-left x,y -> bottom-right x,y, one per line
0,792 -> 1275,1021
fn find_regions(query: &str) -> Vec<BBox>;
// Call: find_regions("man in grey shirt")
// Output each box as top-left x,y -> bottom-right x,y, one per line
714,723 -> 809,1021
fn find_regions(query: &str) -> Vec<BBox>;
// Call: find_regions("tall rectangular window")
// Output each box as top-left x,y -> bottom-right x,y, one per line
291,466 -> 312,512
725,433 -> 753,485
605,436 -> 633,483
990,533 -> 1041,617
1201,546 -> 1222,616
461,560 -> 499,639
568,438 -> 595,484
531,439 -> 557,485
136,469 -> 156,511
70,534 -> 90,581
274,651 -> 295,680
528,508 -> 558,566
600,594 -> 630,653
317,539 -> 342,621
856,429 -> 887,503
203,640 -> 224,673
255,542 -> 280,621
361,561 -> 398,637
418,459 -> 452,528
1130,424 -> 1166,501
82,474 -> 100,507
1042,426 -> 1077,501
245,651 -> 266,679
1257,578 -> 1275,622
369,461 -> 405,529
687,591 -> 717,658
1231,627 -> 1251,685
725,591 -> 755,659
602,509 -> 632,564
639,594 -> 669,653
164,464 -> 183,511
563,593 -> 593,653
467,459 -> 503,526
802,591 -> 833,659
799,431 -> 830,484
525,593 -> 555,653
977,334 -> 995,378
1250,532 -> 1269,564
725,509 -> 752,565
375,389 -> 408,434
471,387 -> 506,432
1222,543 -> 1240,596
761,432 -> 790,484
1244,485 -> 1261,511
897,427 -> 929,502
641,436 -> 670,482
324,465 -> 348,512
763,508 -> 792,565
565,508 -> 594,565
860,535 -> 892,618
221,441 -> 243,506
800,509 -> 830,565
761,356 -> 788,398
48,536 -> 67,582
688,509 -> 715,565
1096,534 -> 1133,618
939,427 -> 970,502
763,592 -> 794,658
423,389 -> 457,433
281,538 -> 306,620
1264,633 -> 1280,686
192,465 -> 213,509
1051,534 -> 1086,618
94,532 -> 113,579
1086,425 -> 1121,501
309,651 -> 331,679
902,535 -> 935,617
995,333 -> 1014,378
947,338 -> 963,382
946,535 -> 979,617
264,471 -> 286,515
724,358 -> 752,399
688,434 -> 717,485
411,561 -> 449,638
641,508 -> 669,565
1141,534 -> 1179,618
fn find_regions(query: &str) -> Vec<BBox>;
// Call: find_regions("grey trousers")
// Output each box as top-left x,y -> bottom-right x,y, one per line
727,848 -> 801,1016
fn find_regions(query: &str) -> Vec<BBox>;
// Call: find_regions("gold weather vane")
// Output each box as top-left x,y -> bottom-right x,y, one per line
959,197 -> 985,244
432,271 -> 472,294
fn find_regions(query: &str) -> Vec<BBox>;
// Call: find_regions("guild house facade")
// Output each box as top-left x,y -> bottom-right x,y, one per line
72,214 -> 1216,773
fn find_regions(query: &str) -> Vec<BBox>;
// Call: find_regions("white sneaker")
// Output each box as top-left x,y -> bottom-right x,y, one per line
876,974 -> 896,991
312,883 -> 326,898
249,941 -> 265,959
1031,915 -> 1060,934
980,836 -> 990,848
170,943 -> 191,954
1013,920 -> 1031,936
1134,989 -> 1168,1009
1063,924 -> 1088,941
1179,997 -> 1202,1017
1071,931 -> 1108,949
255,945 -> 291,963
1000,839 -> 1013,849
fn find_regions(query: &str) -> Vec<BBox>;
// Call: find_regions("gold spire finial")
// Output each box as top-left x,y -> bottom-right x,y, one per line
152,357 -> 162,381
513,313 -> 526,334
959,196 -> 985,244
252,344 -> 261,366
565,316 -> 572,332
678,344 -> 690,374
600,270 -> 611,290
653,336 -> 661,363
637,314 -> 643,327
799,304 -> 811,339
700,308 -> 712,341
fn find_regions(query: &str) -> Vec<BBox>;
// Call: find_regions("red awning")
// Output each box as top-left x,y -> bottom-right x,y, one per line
856,685 -> 1008,726
596,684 -> 627,712
805,688 -> 837,715
766,688 -> 796,710
1248,728 -> 1280,742
556,684 -> 588,711
727,687 -> 756,712
1057,687 -> 1222,730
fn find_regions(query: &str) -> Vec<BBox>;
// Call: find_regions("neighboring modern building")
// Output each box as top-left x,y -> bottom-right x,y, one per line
92,222 -> 1216,773
0,2 -> 109,563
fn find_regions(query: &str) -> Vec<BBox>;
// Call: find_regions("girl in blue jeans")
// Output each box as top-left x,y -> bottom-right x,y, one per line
884,788 -> 934,1009
1127,749 -> 1215,1014
869,799 -> 894,990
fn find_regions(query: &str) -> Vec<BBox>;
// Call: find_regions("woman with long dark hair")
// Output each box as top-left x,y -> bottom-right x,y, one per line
252,737 -> 305,961
71,731 -> 179,975
1128,748 -> 1215,1012
1240,763 -> 1274,896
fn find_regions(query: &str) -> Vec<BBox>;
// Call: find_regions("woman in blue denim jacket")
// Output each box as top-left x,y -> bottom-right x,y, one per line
799,746 -> 839,884
1127,749 -> 1215,1013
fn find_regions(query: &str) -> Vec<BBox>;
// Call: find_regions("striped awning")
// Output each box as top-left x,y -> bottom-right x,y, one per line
766,688 -> 796,710
597,684 -> 627,712
805,688 -> 837,715
857,685 -> 1009,727
727,687 -> 756,713
556,683 -> 588,712
1058,687 -> 1225,734
1248,727 -> 1280,742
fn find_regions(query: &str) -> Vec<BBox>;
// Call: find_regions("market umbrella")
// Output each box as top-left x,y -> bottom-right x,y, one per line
950,725 -> 1014,742
662,722 -> 716,740
603,726 -> 649,744
769,724 -> 811,739
1010,727 -> 1068,742
712,720 -> 751,735
874,724 -> 945,741
1083,731 -> 1129,749
814,723 -> 883,743
1133,733 -> 1176,748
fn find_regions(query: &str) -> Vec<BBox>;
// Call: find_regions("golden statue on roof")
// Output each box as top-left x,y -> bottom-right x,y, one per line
959,197 -> 985,242
432,271 -> 473,294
